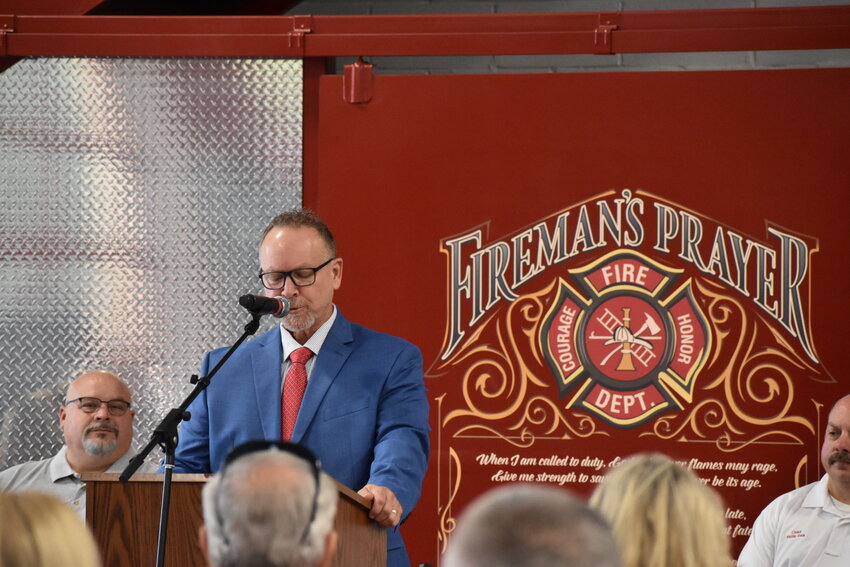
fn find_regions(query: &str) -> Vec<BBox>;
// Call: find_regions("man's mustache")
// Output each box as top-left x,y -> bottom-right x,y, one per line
829,451 -> 850,465
85,423 -> 119,436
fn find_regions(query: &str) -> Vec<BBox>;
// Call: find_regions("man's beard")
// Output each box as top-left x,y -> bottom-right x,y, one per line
83,423 -> 120,458
282,310 -> 315,334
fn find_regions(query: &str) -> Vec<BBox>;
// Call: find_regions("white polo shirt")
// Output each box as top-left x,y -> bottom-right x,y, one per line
738,475 -> 850,567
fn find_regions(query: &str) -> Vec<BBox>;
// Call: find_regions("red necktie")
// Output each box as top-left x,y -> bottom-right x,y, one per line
282,347 -> 313,441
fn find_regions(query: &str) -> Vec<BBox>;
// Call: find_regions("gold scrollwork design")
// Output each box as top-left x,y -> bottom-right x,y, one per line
432,268 -> 825,450
641,278 -> 821,449
437,447 -> 462,554
437,281 -> 604,444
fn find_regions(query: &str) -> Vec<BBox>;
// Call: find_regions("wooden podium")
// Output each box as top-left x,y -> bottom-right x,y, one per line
82,473 -> 386,567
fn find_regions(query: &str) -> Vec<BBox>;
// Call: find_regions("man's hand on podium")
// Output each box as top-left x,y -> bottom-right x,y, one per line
358,483 -> 402,528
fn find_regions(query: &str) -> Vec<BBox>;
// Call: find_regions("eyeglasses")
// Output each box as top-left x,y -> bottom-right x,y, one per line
258,258 -> 335,290
218,440 -> 322,544
65,397 -> 132,416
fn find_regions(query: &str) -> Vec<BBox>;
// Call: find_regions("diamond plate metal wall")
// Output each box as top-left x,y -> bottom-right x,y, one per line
0,57 -> 303,470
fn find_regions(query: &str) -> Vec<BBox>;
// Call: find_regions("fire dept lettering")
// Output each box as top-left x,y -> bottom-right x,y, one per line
537,251 -> 709,427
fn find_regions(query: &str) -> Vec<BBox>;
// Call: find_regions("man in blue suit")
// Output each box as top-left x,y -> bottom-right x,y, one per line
174,209 -> 430,567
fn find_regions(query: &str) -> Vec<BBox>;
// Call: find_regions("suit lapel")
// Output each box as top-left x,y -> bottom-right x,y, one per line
251,325 -> 284,440
291,312 -> 354,442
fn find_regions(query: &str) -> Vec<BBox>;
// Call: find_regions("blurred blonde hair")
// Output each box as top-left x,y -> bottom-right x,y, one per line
589,453 -> 731,567
0,492 -> 101,567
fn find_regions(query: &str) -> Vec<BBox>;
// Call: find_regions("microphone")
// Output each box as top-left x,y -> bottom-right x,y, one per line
239,295 -> 290,318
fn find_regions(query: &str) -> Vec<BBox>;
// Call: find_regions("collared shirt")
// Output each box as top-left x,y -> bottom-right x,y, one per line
738,474 -> 850,567
0,445 -> 146,518
279,305 -> 338,391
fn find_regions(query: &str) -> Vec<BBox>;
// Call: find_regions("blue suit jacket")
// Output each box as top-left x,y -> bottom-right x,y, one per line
174,311 -> 430,567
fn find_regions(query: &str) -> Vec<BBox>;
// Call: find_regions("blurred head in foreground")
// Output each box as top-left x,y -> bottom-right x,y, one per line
0,491 -> 101,567
444,483 -> 620,567
200,441 -> 338,567
590,453 -> 731,567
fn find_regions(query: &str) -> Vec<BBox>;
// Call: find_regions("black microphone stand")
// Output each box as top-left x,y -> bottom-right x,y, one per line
120,312 -> 263,567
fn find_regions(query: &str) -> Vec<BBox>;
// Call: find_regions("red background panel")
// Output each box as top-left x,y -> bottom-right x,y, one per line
315,68 -> 849,368
311,68 -> 850,565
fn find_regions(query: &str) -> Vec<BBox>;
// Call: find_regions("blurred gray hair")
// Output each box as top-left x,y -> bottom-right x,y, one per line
444,484 -> 620,567
202,449 -> 338,567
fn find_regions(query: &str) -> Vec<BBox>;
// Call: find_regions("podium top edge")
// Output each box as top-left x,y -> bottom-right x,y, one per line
80,472 -> 211,482
78,473 -> 372,509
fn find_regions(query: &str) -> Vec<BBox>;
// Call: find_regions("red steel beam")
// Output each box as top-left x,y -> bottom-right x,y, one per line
1,6 -> 849,58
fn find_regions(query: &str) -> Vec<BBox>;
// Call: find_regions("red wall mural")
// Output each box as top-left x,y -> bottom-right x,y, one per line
310,67 -> 849,564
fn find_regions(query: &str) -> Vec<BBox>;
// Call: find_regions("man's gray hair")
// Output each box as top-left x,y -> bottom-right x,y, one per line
202,449 -> 338,567
444,484 -> 620,567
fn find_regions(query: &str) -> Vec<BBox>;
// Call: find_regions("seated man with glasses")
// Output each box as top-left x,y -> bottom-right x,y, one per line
0,370 -> 152,517
200,441 -> 338,567
175,209 -> 430,567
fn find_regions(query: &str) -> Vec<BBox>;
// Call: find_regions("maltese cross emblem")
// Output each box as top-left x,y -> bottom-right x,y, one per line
540,250 -> 710,428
